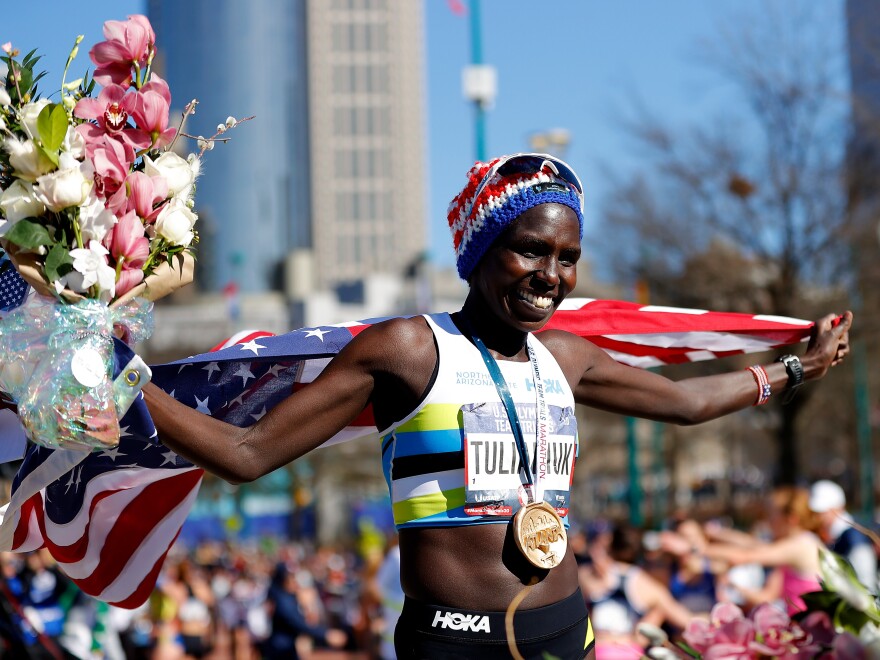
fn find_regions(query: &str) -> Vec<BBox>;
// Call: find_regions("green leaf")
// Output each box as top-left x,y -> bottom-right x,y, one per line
837,603 -> 872,634
4,219 -> 52,249
44,243 -> 73,283
16,67 -> 33,94
37,103 -> 67,152
35,142 -> 59,167
675,642 -> 702,658
801,590 -> 843,610
21,49 -> 39,67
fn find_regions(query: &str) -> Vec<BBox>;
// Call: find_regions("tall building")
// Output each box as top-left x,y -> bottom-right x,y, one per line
147,0 -> 426,294
306,0 -> 426,288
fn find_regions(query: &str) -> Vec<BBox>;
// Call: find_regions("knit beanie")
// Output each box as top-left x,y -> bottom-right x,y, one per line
447,154 -> 584,280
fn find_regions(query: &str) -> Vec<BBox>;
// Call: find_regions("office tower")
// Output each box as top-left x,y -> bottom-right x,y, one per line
148,0 -> 426,293
305,0 -> 426,288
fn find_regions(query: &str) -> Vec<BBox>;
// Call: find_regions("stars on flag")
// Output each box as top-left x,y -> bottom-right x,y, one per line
203,362 -> 221,380
233,363 -> 255,386
101,446 -> 125,461
239,338 -> 266,355
303,328 -> 331,341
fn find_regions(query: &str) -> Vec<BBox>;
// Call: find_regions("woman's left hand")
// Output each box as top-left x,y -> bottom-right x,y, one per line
802,310 -> 852,379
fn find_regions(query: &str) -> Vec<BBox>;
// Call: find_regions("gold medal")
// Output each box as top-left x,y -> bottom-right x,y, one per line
512,500 -> 567,569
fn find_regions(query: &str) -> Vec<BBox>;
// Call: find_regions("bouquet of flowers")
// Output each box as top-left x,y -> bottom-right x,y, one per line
641,548 -> 880,659
0,15 -> 244,450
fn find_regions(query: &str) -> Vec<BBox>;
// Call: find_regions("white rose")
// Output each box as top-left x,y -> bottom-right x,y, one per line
155,201 -> 196,246
144,152 -> 195,199
0,180 -> 46,231
62,125 -> 86,160
18,99 -> 51,140
78,192 -> 117,243
35,166 -> 92,212
3,137 -> 56,181
0,86 -> 11,108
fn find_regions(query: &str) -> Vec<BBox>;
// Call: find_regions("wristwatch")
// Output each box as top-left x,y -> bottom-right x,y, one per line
775,354 -> 804,389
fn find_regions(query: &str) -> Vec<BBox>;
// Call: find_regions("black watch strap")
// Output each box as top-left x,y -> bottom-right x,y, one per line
776,354 -> 804,389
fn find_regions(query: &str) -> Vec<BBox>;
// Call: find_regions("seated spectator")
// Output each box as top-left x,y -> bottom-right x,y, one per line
665,519 -> 720,616
580,524 -> 694,660
809,479 -> 878,591
673,486 -> 823,616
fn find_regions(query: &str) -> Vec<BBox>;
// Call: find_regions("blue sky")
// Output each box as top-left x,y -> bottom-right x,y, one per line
3,0 -> 846,274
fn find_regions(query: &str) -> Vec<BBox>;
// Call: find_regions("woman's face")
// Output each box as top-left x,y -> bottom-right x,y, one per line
470,203 -> 581,332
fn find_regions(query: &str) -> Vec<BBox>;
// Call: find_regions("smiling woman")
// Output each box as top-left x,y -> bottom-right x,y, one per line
142,152 -> 852,660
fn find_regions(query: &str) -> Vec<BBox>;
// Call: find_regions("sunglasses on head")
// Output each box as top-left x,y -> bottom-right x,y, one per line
471,152 -> 584,214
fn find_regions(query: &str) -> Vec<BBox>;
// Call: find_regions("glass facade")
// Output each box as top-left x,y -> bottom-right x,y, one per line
148,0 -> 311,293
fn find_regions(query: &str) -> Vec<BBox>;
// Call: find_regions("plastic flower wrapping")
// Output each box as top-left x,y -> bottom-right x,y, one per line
0,15 -> 244,450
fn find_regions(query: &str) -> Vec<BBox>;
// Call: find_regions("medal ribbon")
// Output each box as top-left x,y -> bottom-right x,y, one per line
467,329 -> 549,504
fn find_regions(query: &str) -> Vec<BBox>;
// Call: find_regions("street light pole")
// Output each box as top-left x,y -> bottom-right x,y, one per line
470,0 -> 485,161
462,0 -> 496,162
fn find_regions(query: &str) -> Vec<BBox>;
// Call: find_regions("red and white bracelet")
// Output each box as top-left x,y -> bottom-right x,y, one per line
746,365 -> 771,406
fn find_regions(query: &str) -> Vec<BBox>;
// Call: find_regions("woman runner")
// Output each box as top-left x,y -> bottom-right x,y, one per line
142,153 -> 851,659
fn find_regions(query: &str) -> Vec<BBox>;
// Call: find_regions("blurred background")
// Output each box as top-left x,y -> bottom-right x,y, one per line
2,1 -> 879,658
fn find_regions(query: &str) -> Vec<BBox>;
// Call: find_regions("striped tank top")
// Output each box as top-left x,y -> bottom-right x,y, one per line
380,313 -> 579,530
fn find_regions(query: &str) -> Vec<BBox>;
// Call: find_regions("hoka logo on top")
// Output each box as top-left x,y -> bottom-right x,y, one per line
431,610 -> 491,633
525,378 -> 564,394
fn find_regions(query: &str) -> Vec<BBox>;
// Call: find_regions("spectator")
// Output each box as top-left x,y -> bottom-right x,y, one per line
374,540 -> 403,660
665,520 -> 720,616
682,486 -> 824,615
261,562 -> 347,660
809,479 -> 878,591
580,524 -> 694,659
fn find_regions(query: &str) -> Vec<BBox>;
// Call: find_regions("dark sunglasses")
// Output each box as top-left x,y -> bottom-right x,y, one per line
470,153 -> 584,215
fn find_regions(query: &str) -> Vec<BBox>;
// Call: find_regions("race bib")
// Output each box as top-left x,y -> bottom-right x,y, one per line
462,402 -> 577,517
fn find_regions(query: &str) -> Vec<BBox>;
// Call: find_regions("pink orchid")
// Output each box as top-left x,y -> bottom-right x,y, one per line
74,85 -> 151,152
129,76 -> 176,148
88,134 -> 135,199
106,210 -> 148,297
684,618 -> 716,653
713,618 -> 755,649
107,171 -> 168,221
800,611 -> 836,647
702,643 -> 753,660
140,76 -> 171,105
90,15 -> 155,88
711,603 -> 748,627
829,632 -> 868,659
684,603 -> 756,658
748,604 -> 816,657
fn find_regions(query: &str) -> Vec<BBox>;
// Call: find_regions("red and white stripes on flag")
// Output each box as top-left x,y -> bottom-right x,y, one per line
545,298 -> 814,368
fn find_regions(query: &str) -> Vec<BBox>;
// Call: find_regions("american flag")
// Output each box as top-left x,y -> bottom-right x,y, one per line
0,298 -> 817,607
0,256 -> 30,312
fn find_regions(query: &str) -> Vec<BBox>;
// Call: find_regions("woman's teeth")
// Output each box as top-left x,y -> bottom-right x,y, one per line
521,291 -> 553,309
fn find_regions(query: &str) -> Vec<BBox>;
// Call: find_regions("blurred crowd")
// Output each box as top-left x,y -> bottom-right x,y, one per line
0,479 -> 876,660
0,537 -> 395,660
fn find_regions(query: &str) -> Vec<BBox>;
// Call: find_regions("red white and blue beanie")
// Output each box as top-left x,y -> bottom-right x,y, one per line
447,156 -> 584,280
